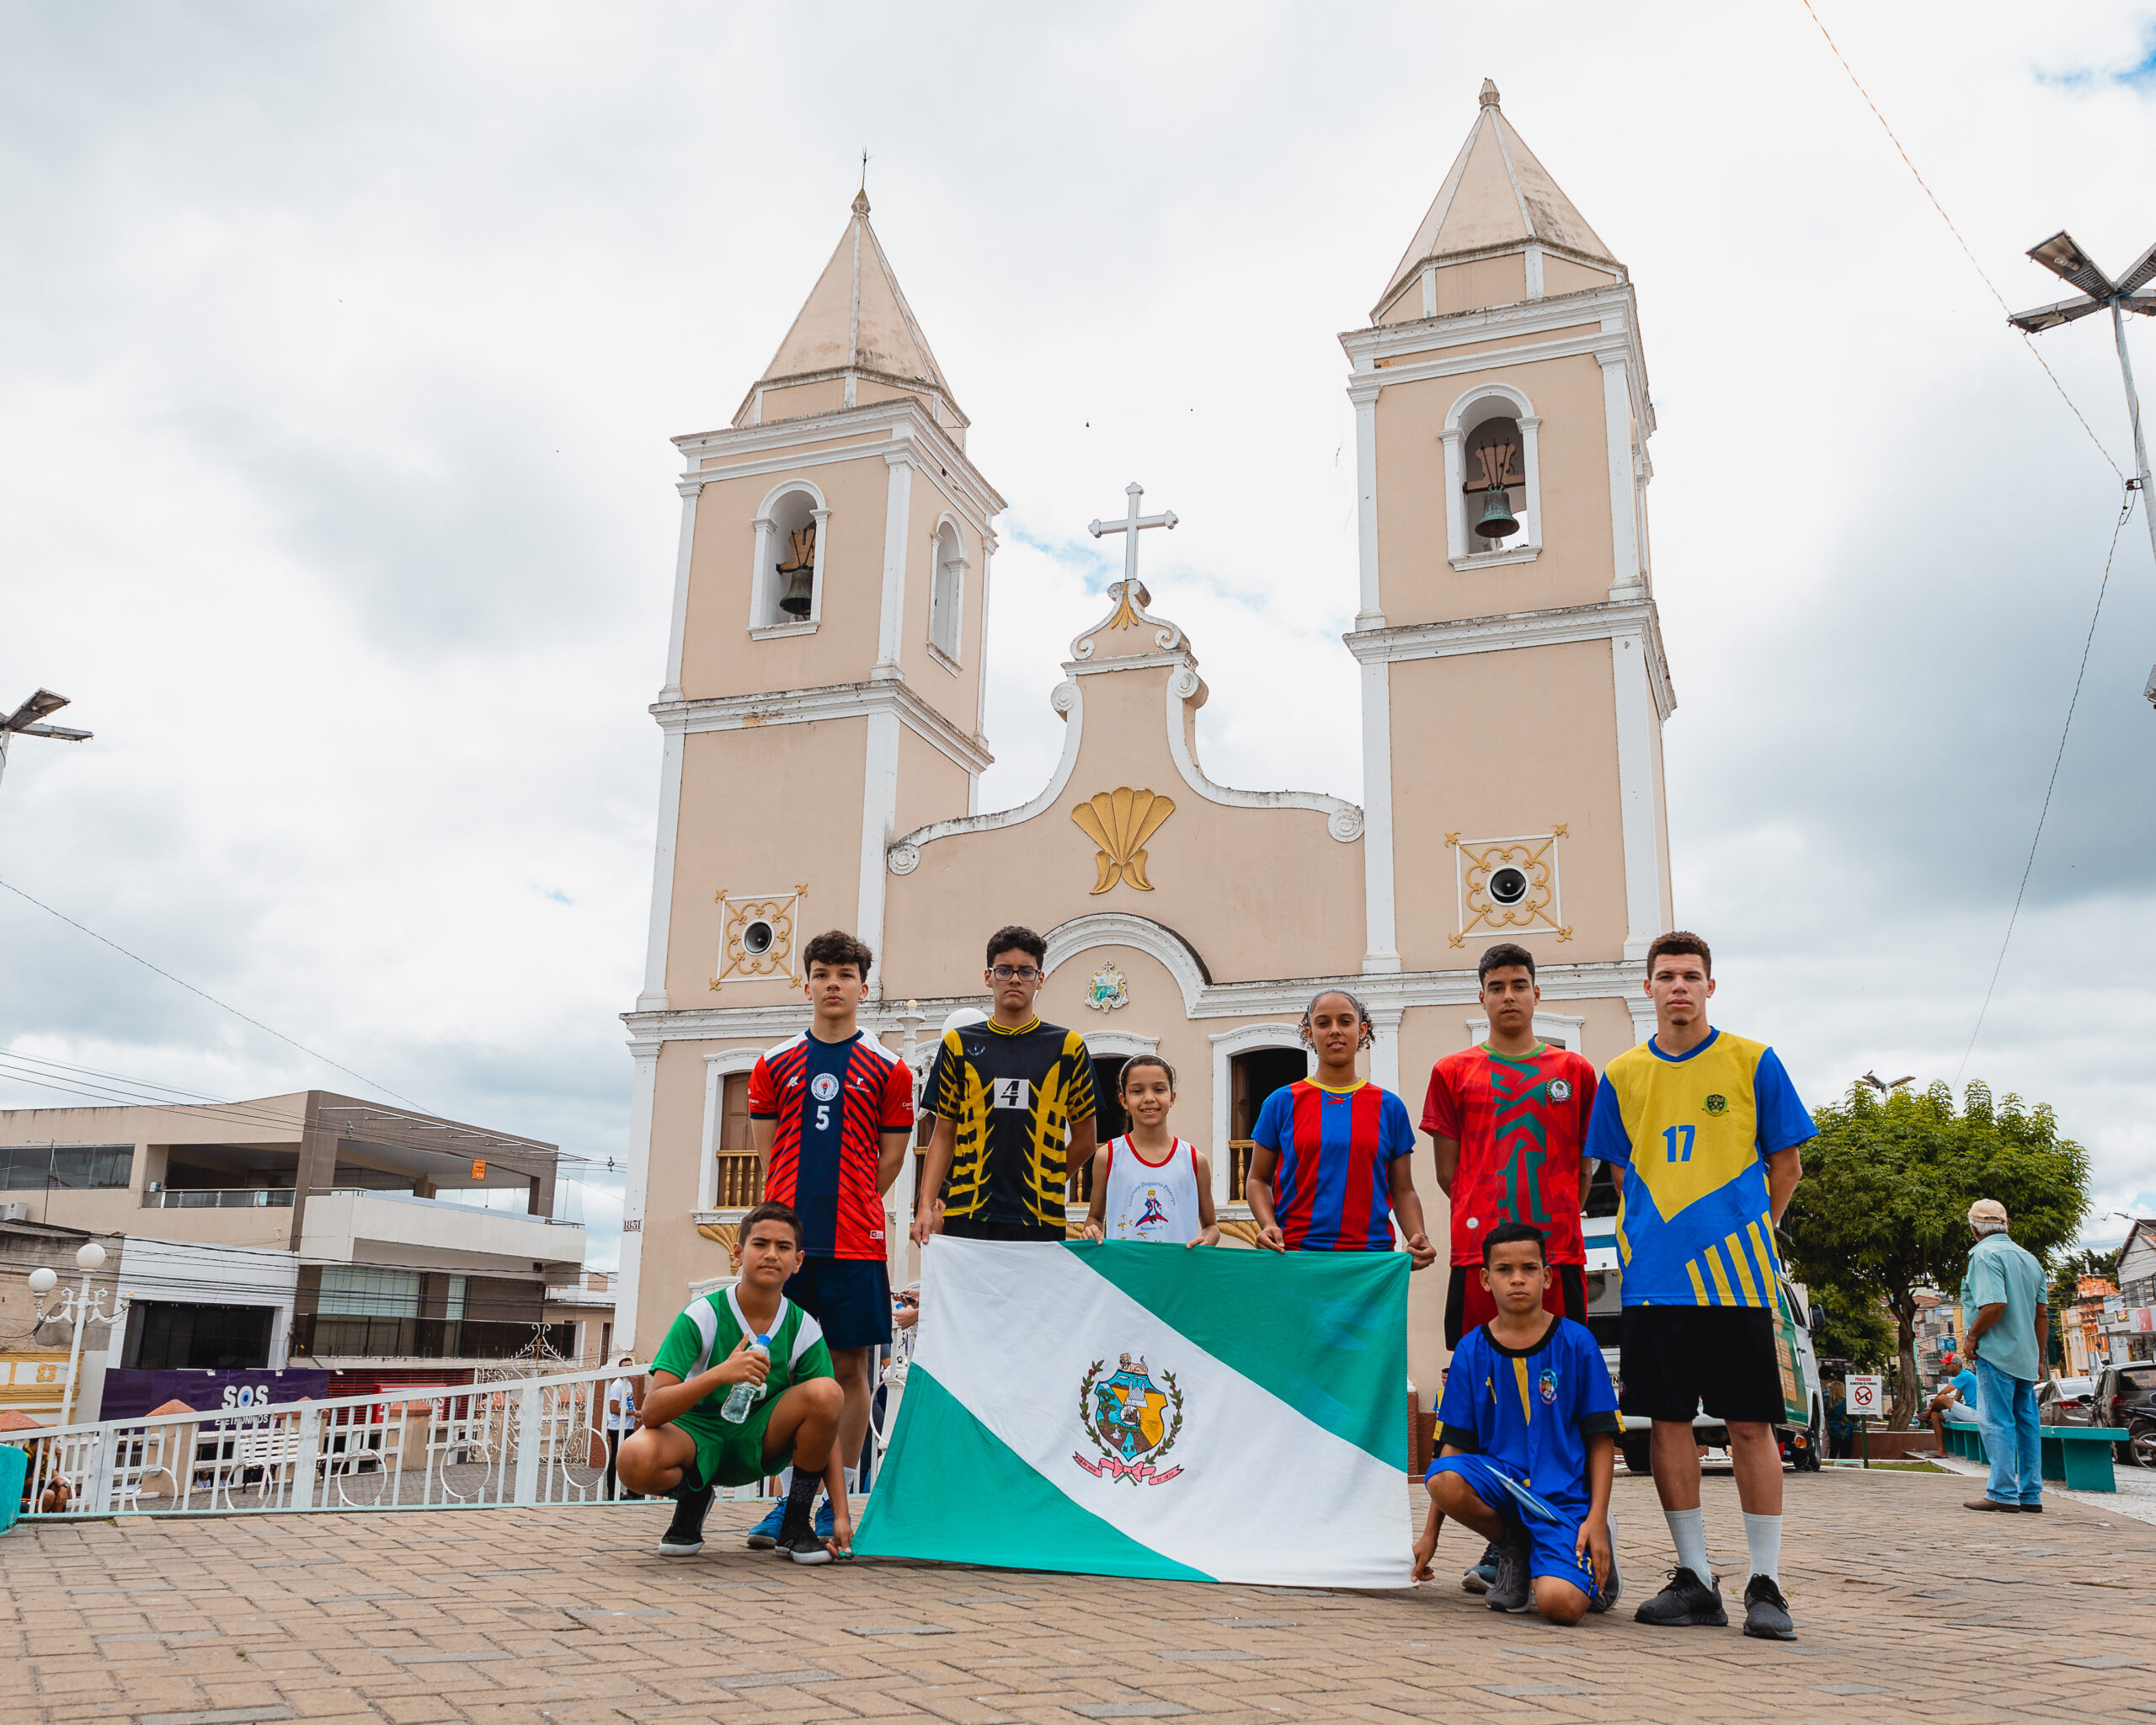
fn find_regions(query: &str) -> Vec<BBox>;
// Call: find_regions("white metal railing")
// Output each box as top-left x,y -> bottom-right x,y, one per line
0,1362 -> 779,1518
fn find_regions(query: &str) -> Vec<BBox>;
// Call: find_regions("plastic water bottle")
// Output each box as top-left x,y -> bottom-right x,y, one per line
720,1335 -> 771,1423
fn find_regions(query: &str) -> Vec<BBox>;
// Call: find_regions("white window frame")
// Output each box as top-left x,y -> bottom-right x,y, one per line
1208,1023 -> 1316,1204
1461,1011 -> 1588,1056
697,1048 -> 766,1211
1442,382 -> 1543,572
926,515 -> 967,673
748,479 -> 830,638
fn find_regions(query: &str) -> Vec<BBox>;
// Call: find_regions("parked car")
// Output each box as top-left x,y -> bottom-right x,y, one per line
2036,1375 -> 2096,1427
2086,1365 -> 2156,1466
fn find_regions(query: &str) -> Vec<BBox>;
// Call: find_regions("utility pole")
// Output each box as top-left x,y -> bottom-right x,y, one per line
2007,232 -> 2156,700
0,689 -> 93,794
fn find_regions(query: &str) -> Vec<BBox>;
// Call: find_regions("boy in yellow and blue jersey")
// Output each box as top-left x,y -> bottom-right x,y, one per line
1584,931 -> 1813,1642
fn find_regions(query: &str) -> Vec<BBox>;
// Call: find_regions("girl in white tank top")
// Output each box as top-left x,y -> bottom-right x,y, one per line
1079,1055 -> 1219,1247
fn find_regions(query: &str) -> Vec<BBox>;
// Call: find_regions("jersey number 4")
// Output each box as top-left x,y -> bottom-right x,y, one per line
991,1078 -> 1032,1110
1662,1124 -> 1695,1162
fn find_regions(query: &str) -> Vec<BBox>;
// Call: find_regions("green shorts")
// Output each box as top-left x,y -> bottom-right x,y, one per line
677,1398 -> 790,1492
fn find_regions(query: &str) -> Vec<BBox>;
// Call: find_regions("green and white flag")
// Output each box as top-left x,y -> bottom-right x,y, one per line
854,1237 -> 1410,1588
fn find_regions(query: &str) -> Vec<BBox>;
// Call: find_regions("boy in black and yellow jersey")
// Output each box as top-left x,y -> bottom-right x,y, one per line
911,925 -> 1098,1244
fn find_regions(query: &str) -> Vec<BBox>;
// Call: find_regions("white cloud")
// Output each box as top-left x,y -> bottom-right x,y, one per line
3,3 -> 2153,1279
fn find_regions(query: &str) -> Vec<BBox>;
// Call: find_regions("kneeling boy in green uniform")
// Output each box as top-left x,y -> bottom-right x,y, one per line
616,1200 -> 849,1563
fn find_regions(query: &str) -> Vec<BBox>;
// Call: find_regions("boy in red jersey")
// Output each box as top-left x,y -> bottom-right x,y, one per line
1422,943 -> 1599,1349
742,930 -> 915,1550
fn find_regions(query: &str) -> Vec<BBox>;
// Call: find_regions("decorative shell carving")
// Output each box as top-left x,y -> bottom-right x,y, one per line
1071,788 -> 1176,894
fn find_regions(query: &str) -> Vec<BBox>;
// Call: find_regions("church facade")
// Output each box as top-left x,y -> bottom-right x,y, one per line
616,83 -> 1675,1402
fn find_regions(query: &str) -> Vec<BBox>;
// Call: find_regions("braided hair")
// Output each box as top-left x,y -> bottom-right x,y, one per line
1299,987 -> 1375,1050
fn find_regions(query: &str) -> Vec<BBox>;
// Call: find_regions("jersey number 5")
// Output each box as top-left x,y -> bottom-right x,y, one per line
1662,1124 -> 1695,1162
815,1103 -> 831,1131
991,1078 -> 1031,1110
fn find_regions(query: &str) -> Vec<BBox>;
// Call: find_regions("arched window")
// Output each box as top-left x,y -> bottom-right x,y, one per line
1443,386 -> 1543,569
749,483 -> 827,633
928,520 -> 965,665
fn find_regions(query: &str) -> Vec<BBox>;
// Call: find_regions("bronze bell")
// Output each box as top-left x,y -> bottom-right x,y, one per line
776,564 -> 814,617
1475,483 -> 1520,542
776,523 -> 816,617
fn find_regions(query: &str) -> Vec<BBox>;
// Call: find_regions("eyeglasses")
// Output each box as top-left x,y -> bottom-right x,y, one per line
990,965 -> 1040,980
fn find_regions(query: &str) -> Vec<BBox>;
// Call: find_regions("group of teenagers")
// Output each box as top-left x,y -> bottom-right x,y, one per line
612,921 -> 1821,1642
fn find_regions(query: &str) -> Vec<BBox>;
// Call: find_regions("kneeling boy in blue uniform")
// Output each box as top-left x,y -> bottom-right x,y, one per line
615,1200 -> 849,1564
1414,1220 -> 1620,1621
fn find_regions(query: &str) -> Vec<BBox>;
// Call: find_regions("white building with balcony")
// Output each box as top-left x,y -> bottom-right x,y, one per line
0,1092 -> 587,1372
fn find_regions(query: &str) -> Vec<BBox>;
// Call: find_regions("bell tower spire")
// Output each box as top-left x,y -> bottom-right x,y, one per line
1341,83 -> 1673,988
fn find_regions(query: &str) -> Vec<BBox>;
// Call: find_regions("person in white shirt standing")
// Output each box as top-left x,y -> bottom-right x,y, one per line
604,1354 -> 642,1501
1080,1055 -> 1219,1247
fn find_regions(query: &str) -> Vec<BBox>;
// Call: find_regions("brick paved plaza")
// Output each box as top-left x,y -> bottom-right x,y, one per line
3,1469 -> 2149,1725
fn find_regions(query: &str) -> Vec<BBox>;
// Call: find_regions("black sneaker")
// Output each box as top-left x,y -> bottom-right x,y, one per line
658,1484 -> 714,1557
776,1498 -> 831,1565
1484,1512 -> 1533,1615
1589,1555 -> 1621,1615
1461,1541 -> 1499,1595
1634,1566 -> 1726,1627
1742,1574 -> 1795,1641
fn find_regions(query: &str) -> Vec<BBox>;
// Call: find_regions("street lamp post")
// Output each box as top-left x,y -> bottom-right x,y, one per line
2007,232 -> 2156,697
28,1242 -> 129,1428
0,689 -> 93,795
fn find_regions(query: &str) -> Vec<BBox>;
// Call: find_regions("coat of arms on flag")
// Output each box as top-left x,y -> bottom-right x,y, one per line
1075,1354 -> 1183,1484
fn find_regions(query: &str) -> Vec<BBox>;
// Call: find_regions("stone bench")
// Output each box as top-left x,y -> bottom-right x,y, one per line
1943,1419 -> 2129,1492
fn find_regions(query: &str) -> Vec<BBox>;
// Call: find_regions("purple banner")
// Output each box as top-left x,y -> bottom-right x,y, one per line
99,1368 -> 330,1423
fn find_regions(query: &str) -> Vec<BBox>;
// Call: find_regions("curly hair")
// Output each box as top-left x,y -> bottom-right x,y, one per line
1299,987 -> 1374,1050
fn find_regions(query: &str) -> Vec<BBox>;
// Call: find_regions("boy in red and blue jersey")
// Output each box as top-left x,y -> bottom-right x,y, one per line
1246,989 -> 1435,1266
744,930 -> 914,1548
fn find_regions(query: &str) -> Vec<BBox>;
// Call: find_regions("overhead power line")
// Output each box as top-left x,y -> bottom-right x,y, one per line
1957,484 -> 2140,1079
0,873 -> 429,1111
1796,0 -> 2126,478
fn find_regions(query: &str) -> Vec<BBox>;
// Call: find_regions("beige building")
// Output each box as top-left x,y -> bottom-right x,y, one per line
0,1092 -> 587,1375
618,83 -> 1674,1404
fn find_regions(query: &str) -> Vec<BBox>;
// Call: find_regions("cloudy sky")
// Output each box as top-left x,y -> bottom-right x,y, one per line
3,4 -> 2154,1271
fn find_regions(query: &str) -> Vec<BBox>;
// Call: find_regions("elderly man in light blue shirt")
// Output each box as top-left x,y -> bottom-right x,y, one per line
1958,1199 -> 2050,1513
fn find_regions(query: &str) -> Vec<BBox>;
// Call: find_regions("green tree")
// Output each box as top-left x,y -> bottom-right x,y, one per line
1780,1081 -> 2089,1427
1806,1284 -> 1896,1370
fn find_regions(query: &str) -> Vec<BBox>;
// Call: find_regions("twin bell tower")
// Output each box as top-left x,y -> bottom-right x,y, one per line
616,83 -> 1675,1396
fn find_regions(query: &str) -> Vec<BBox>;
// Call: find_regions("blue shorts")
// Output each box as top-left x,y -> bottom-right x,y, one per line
782,1253 -> 891,1350
1426,1455 -> 1603,1599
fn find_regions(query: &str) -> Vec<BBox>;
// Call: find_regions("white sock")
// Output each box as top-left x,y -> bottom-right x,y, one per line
1665,1507 -> 1711,1589
841,1466 -> 857,1494
1742,1512 -> 1782,1585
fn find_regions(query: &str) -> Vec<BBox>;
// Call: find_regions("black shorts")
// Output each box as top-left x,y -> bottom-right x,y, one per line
1445,1263 -> 1588,1350
1618,1305 -> 1785,1425
940,1215 -> 1065,1244
782,1254 -> 891,1350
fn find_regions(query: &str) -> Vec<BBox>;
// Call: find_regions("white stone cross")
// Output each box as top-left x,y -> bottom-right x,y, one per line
1087,482 -> 1177,589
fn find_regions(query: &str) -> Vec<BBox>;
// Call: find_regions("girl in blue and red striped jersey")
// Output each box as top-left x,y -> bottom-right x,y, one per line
1246,989 -> 1437,1267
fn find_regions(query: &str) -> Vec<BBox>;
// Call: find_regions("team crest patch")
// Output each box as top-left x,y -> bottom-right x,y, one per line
811,1072 -> 841,1102
1539,1367 -> 1559,1404
1549,1078 -> 1572,1103
1074,1353 -> 1184,1485
1704,1093 -> 1727,1115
